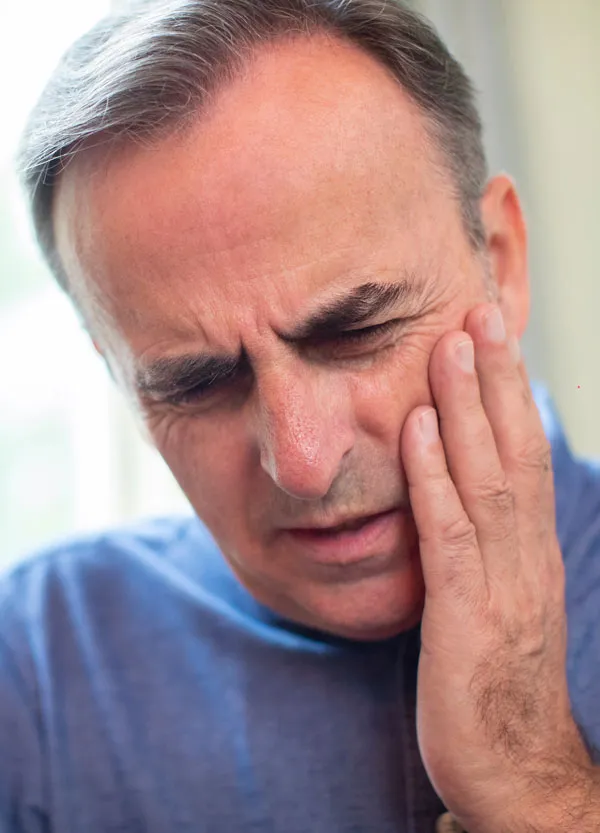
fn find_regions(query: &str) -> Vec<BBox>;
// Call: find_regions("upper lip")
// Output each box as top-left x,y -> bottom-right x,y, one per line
285,506 -> 400,532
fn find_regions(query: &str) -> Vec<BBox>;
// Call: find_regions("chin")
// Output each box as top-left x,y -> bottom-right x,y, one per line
286,559 -> 426,642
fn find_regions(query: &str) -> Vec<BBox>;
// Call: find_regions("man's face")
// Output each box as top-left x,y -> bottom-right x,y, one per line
55,37 -> 507,640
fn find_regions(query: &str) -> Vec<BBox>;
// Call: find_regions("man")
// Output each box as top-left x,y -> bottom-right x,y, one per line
2,0 -> 599,830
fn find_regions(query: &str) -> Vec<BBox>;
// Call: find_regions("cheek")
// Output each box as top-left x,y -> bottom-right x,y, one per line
350,340 -> 433,441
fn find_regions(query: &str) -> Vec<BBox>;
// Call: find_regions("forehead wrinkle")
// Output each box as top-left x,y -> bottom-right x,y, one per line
53,35 -> 458,376
62,38 -> 438,275
134,272 -> 428,380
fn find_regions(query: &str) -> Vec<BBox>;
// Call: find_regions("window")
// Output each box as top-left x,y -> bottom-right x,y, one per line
0,0 -> 189,569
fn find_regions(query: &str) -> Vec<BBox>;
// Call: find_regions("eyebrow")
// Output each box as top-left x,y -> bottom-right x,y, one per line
135,277 -> 424,399
277,278 -> 422,341
135,353 -> 244,400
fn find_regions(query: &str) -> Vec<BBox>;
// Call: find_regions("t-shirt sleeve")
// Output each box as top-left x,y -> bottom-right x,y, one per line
0,609 -> 49,831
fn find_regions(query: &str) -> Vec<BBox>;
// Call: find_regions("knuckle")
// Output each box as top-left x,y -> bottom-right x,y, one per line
538,443 -> 553,474
519,437 -> 553,476
504,608 -> 546,655
473,477 -> 515,517
438,514 -> 478,551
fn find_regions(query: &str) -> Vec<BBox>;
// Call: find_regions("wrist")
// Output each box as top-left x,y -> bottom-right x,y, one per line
504,762 -> 600,833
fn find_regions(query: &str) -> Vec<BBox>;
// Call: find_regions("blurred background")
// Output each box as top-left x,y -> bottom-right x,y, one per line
1,0 -> 598,570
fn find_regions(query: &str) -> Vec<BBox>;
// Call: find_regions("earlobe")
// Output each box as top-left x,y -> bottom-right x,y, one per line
480,175 -> 530,339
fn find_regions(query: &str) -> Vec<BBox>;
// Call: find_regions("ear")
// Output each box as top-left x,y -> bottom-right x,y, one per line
480,175 -> 530,339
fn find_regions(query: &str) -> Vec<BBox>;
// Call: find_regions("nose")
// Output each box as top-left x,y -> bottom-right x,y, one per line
253,364 -> 355,500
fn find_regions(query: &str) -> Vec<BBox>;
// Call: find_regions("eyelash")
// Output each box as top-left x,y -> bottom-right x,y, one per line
329,319 -> 400,345
166,320 -> 401,407
167,374 -> 239,406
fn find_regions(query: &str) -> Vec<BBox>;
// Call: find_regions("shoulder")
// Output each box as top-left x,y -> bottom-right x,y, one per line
535,384 -> 600,760
0,514 -> 213,734
0,514 -> 207,651
533,382 -> 600,566
562,458 -> 600,761
536,381 -> 600,612
0,516 -> 209,821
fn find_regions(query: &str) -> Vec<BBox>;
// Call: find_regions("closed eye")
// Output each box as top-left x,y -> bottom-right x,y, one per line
307,318 -> 404,356
151,319 -> 405,409
331,319 -> 400,343
164,370 -> 248,406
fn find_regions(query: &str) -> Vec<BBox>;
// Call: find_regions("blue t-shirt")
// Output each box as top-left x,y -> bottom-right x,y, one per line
1,387 -> 599,833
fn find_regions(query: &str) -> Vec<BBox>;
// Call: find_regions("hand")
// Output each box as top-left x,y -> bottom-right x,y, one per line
401,303 -> 594,833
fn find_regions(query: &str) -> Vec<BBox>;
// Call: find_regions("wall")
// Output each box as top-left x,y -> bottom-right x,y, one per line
416,0 -> 600,457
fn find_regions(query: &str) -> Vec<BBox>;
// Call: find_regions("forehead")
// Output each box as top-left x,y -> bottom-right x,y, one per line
54,35 -> 455,350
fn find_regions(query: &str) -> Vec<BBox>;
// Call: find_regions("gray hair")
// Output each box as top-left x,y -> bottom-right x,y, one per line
17,0 -> 488,298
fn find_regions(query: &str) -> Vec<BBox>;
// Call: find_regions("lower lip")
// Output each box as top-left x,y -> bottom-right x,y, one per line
284,508 -> 407,566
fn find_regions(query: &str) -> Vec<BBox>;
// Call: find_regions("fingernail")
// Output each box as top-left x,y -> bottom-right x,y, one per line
455,339 -> 475,373
419,408 -> 439,445
484,307 -> 506,343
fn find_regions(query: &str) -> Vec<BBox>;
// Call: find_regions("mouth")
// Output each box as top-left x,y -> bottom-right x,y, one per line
283,507 -> 409,567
